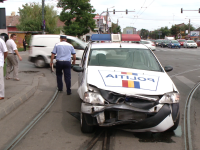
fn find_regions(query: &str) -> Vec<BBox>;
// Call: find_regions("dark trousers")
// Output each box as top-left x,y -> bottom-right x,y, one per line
56,61 -> 71,94
23,45 -> 26,51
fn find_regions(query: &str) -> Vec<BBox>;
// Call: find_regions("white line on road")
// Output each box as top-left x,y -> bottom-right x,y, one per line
175,76 -> 195,88
71,81 -> 78,89
170,68 -> 200,78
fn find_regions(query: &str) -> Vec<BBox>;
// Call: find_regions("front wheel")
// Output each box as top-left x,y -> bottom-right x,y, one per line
34,56 -> 46,68
81,113 -> 95,133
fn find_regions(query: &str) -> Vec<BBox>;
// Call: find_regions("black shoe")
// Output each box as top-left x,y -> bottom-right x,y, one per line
67,92 -> 72,95
58,89 -> 63,92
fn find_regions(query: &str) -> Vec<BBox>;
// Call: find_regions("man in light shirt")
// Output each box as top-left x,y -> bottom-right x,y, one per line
6,34 -> 22,81
0,38 -> 8,100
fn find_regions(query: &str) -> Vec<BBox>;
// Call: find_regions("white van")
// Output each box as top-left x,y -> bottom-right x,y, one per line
29,34 -> 87,67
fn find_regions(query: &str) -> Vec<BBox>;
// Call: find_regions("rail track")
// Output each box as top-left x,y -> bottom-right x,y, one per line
81,129 -> 112,150
3,70 -> 59,150
184,82 -> 200,150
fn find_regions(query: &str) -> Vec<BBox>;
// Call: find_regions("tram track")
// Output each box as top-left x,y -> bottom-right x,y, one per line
3,69 -> 59,150
82,129 -> 112,150
184,82 -> 200,150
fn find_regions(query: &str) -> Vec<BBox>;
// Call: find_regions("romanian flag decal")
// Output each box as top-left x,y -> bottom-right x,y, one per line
122,80 -> 140,88
121,72 -> 138,76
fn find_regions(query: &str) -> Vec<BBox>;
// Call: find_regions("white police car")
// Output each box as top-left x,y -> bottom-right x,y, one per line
73,34 -> 180,133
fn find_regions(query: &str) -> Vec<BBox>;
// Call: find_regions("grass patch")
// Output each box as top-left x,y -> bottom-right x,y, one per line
18,48 -> 26,52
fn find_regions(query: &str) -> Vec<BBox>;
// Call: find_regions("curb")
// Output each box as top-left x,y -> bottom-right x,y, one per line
0,76 -> 40,120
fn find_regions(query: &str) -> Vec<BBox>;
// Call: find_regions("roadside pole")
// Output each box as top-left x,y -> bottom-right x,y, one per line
42,0 -> 45,34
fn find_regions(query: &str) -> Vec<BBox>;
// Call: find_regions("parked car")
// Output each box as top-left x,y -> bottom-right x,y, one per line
155,39 -> 163,47
168,40 -> 181,49
140,40 -> 156,51
183,40 -> 197,48
29,35 -> 87,67
177,39 -> 186,46
160,40 -> 170,48
196,40 -> 200,47
73,34 -> 180,133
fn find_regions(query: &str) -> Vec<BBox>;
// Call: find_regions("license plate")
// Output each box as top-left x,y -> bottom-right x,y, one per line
118,111 -> 146,121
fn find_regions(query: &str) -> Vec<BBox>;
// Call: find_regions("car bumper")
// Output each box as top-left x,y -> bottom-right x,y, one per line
171,46 -> 181,48
187,45 -> 197,48
81,103 -> 177,132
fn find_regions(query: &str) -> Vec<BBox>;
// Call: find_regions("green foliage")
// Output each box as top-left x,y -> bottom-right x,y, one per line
140,29 -> 149,39
180,24 -> 196,35
112,23 -> 121,34
58,0 -> 96,37
17,3 -> 61,34
159,27 -> 170,38
170,25 -> 180,39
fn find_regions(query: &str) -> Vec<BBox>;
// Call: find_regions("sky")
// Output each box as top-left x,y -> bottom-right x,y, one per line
1,0 -> 200,31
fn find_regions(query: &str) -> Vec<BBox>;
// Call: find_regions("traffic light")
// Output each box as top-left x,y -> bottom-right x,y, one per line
126,9 -> 128,14
199,8 -> 200,13
113,9 -> 115,14
181,8 -> 183,13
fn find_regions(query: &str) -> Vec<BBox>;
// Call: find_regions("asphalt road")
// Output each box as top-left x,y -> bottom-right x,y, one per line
1,47 -> 200,150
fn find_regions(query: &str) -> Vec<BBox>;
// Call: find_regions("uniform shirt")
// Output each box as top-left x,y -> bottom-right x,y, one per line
0,38 -> 8,67
52,41 -> 76,61
6,39 -> 17,54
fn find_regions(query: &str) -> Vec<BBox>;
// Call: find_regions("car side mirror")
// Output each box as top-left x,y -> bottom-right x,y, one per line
73,66 -> 84,72
164,66 -> 173,72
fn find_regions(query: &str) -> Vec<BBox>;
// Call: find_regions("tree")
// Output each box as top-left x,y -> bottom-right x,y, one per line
58,0 -> 96,37
17,3 -> 60,34
180,24 -> 196,36
140,29 -> 149,39
112,23 -> 121,34
170,25 -> 180,39
159,27 -> 170,38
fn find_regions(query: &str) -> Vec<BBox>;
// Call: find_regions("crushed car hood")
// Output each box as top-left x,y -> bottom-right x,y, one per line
87,66 -> 177,96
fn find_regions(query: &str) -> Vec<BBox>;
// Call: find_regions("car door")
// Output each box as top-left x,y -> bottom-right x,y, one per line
78,47 -> 88,86
67,38 -> 85,61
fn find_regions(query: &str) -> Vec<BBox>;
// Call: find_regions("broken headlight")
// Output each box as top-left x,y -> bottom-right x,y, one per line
84,92 -> 105,104
159,92 -> 180,103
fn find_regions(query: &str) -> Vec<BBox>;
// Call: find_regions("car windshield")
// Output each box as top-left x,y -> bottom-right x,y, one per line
88,48 -> 163,72
156,40 -> 162,43
179,40 -> 185,42
171,40 -> 179,43
163,40 -> 169,43
140,41 -> 150,44
187,40 -> 195,43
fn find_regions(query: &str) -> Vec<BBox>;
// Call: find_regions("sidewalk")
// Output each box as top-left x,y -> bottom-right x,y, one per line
0,70 -> 44,120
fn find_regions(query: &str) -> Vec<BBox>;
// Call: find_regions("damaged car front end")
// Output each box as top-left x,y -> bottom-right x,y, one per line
80,85 -> 180,133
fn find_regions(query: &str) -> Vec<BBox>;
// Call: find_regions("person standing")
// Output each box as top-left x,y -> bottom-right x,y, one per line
6,34 -> 22,81
23,38 -> 27,51
0,38 -> 8,100
50,35 -> 76,95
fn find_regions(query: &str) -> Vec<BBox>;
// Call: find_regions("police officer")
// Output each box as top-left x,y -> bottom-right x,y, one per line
50,35 -> 76,95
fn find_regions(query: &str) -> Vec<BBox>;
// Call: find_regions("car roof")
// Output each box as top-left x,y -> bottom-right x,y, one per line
90,43 -> 149,49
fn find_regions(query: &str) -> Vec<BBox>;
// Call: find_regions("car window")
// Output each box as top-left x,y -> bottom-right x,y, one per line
171,40 -> 179,43
67,39 -> 84,49
140,41 -> 149,44
81,47 -> 88,67
187,40 -> 195,43
88,48 -> 163,72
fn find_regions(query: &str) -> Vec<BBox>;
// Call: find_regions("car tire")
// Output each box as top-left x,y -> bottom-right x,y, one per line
34,56 -> 46,68
81,113 -> 95,133
167,113 -> 180,131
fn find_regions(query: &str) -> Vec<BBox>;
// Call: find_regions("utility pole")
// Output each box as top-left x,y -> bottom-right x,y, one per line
106,8 -> 108,33
189,19 -> 190,35
117,19 -> 118,26
98,9 -> 135,34
42,0 -> 45,34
